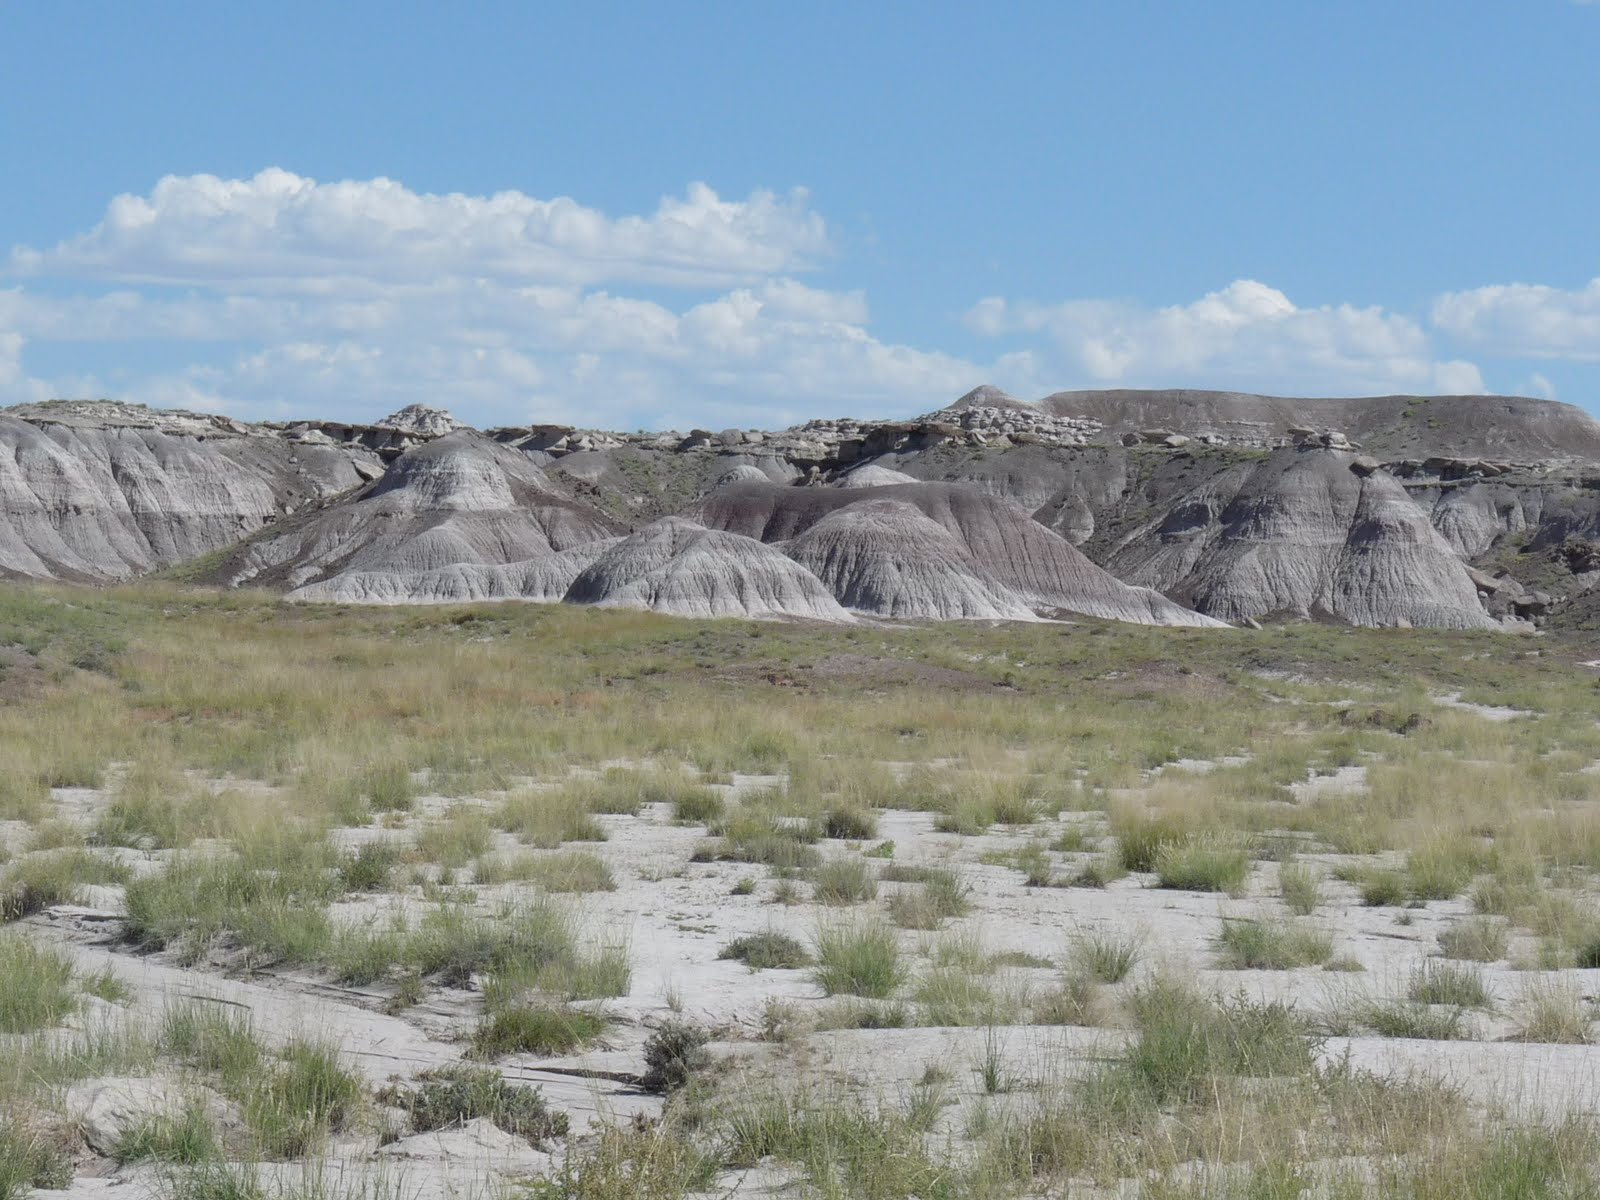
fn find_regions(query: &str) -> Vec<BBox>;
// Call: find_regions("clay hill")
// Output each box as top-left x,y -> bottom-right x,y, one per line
7,386 -> 1600,629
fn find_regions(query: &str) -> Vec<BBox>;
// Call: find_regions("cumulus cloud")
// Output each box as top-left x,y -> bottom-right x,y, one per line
969,280 -> 1485,396
1432,279 -> 1600,361
9,170 -> 832,289
0,171 -> 978,427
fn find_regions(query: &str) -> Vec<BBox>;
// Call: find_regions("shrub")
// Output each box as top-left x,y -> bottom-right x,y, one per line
720,931 -> 811,969
641,1020 -> 711,1093
813,921 -> 904,998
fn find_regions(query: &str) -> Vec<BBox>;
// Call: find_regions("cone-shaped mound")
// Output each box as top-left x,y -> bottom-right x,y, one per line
565,517 -> 851,621
692,481 -> 1221,626
222,431 -> 620,602
787,499 -> 1036,620
1106,447 -> 1496,628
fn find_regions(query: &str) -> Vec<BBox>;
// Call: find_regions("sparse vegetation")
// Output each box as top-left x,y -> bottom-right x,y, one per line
6,585 -> 1600,1195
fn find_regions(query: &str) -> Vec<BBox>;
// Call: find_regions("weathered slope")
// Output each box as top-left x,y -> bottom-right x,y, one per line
692,481 -> 1220,627
565,517 -> 850,621
0,404 -> 373,582
1104,448 -> 1496,628
218,431 -> 621,602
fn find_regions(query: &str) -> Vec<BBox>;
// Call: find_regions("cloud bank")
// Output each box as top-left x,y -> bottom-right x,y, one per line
2,169 -> 1590,426
969,280 -> 1485,397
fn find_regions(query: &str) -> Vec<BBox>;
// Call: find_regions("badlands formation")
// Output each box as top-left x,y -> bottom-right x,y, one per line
7,386 -> 1600,627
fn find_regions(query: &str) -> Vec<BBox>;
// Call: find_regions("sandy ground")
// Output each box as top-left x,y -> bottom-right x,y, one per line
13,755 -> 1600,1197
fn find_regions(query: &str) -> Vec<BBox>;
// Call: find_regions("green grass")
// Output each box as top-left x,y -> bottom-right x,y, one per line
415,806 -> 495,868
495,792 -> 606,848
1277,860 -> 1323,915
379,1065 -> 569,1143
0,936 -> 78,1033
1216,918 -> 1334,970
1408,961 -> 1493,1010
1,848 -> 128,921
245,1040 -> 365,1158
473,1004 -> 608,1057
1437,916 -> 1509,962
1153,836 -> 1251,895
1101,980 -> 1315,1108
112,1104 -> 222,1165
0,1126 -> 73,1200
479,850 -> 616,892
812,858 -> 878,904
671,788 -> 724,825
812,920 -> 905,998
158,1002 -> 265,1092
1071,929 -> 1140,983
884,866 -> 971,929
337,841 -> 401,892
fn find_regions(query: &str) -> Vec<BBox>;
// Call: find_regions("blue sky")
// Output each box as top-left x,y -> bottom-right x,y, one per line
2,1 -> 1597,429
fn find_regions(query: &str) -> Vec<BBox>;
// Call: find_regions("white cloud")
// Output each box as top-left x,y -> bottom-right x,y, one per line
969,279 -> 1485,396
0,170 -> 978,427
9,170 -> 832,290
1432,279 -> 1600,361
1520,371 -> 1557,400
